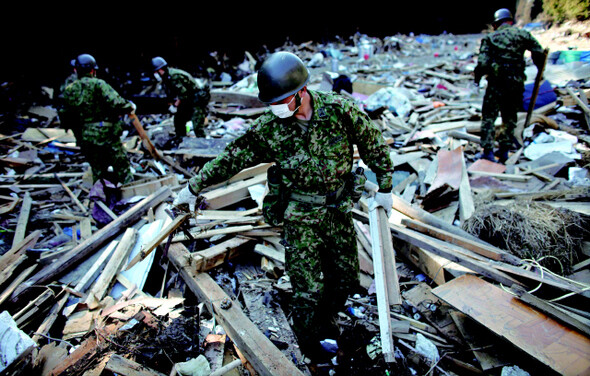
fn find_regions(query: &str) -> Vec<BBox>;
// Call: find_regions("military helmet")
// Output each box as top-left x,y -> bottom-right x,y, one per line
152,56 -> 168,71
257,52 -> 309,104
494,8 -> 513,23
74,54 -> 98,70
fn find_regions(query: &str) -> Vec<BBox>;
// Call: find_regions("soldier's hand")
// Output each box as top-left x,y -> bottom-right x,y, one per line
173,185 -> 198,213
369,191 -> 393,217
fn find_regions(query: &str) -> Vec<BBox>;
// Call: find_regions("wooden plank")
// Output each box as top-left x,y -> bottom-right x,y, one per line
56,174 -> 88,214
167,243 -> 305,376
458,147 -> 474,223
253,243 -> 285,264
172,224 -> 254,242
369,206 -> 397,363
105,354 -> 166,376
192,236 -> 254,272
121,174 -> 178,199
433,274 -> 590,376
372,207 -> 402,305
201,174 -> 266,209
468,170 -> 532,182
125,212 -> 189,270
387,188 -> 486,245
12,192 -> 32,247
11,186 -> 171,304
86,228 -> 137,304
401,218 -> 521,265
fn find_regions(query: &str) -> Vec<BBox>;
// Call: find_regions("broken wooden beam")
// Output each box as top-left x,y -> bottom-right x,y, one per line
11,186 -> 172,304
167,243 -> 305,376
368,205 -> 399,363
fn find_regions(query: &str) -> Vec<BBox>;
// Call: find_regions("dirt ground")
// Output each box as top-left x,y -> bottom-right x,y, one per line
528,19 -> 590,51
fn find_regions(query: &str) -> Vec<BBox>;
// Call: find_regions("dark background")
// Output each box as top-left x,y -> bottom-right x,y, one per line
1,2 -> 519,96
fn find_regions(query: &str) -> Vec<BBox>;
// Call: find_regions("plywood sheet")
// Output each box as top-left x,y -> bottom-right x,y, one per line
432,274 -> 590,376
427,148 -> 463,194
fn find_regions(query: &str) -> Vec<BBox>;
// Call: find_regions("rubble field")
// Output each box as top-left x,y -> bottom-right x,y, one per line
0,20 -> 589,376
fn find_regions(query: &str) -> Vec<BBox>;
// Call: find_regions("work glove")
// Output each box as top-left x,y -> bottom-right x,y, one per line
168,104 -> 178,114
173,185 -> 197,213
129,101 -> 137,115
369,191 -> 393,217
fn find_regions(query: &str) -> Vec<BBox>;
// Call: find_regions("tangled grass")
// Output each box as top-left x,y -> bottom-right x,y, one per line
462,198 -> 588,274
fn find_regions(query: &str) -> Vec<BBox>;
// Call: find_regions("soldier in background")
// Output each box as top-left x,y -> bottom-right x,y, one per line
59,54 -> 135,184
152,57 -> 211,140
474,8 -> 545,163
173,51 -> 394,365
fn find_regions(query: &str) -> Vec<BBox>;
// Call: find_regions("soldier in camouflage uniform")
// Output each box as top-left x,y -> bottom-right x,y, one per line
474,8 -> 545,163
59,54 -> 135,184
152,57 -> 211,139
174,52 -> 394,362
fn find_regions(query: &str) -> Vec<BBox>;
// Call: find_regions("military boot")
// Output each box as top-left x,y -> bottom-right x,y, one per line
477,148 -> 495,162
496,147 -> 509,163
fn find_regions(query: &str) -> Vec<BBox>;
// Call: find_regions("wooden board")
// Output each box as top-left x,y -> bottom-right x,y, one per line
120,174 -> 178,199
432,274 -> 590,376
428,147 -> 462,194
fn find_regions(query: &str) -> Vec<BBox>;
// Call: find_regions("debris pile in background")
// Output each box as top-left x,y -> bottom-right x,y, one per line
0,21 -> 589,376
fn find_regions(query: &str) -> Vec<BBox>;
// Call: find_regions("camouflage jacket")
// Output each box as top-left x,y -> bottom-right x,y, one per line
59,74 -> 133,127
475,24 -> 544,83
189,90 -> 394,224
163,67 -> 207,102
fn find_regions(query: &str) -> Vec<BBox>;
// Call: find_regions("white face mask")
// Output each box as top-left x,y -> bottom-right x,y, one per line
270,94 -> 299,118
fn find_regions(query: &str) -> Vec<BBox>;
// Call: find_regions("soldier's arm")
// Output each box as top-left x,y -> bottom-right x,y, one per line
188,128 -> 268,194
100,81 -> 134,115
346,101 -> 394,191
525,32 -> 546,69
474,38 -> 491,81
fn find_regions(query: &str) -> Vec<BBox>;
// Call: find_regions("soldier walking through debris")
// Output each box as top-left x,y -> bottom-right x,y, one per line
474,8 -> 545,163
173,51 -> 394,366
58,53 -> 135,184
152,57 -> 211,140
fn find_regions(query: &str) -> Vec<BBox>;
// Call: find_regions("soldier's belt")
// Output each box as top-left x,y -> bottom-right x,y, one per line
289,184 -> 345,205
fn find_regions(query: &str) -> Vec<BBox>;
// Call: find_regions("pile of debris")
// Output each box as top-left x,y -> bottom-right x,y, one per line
1,23 -> 590,376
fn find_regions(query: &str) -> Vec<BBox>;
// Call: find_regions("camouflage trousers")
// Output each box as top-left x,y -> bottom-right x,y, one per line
79,121 -> 133,184
480,77 -> 524,151
283,208 -> 360,357
175,90 -> 210,138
